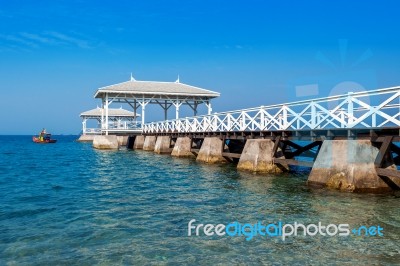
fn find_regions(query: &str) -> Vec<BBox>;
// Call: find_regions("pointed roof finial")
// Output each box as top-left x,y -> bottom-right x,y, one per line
130,72 -> 136,81
175,75 -> 180,83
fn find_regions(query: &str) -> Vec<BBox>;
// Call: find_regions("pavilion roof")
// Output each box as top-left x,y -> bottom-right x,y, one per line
94,79 -> 220,99
80,107 -> 139,117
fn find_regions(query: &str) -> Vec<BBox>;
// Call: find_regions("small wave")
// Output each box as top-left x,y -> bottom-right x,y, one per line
0,207 -> 57,220
52,185 -> 64,191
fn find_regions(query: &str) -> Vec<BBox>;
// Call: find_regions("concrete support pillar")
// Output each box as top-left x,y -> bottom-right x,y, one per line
308,140 -> 400,192
133,135 -> 145,149
237,139 -> 288,173
93,135 -> 119,150
116,136 -> 129,146
143,136 -> 157,151
77,135 -> 96,142
154,136 -> 172,154
196,137 -> 227,163
171,137 -> 195,157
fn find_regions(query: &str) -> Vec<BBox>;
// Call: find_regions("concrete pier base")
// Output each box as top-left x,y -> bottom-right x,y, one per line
93,135 -> 119,150
237,139 -> 288,173
143,136 -> 157,151
308,140 -> 400,192
117,136 -> 129,147
154,136 -> 172,154
77,135 -> 96,142
133,135 -> 145,149
196,137 -> 227,163
171,137 -> 195,157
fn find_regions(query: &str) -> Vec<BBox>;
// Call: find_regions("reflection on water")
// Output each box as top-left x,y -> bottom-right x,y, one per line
0,136 -> 399,265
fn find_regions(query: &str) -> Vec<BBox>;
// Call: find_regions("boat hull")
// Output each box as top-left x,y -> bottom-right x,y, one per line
32,137 -> 57,143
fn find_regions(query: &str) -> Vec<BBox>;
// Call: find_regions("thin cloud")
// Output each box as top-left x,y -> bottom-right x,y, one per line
0,34 -> 38,48
44,31 -> 91,49
0,31 -> 94,52
19,32 -> 59,45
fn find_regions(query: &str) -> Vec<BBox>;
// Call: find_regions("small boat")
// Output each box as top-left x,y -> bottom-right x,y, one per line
33,133 -> 57,143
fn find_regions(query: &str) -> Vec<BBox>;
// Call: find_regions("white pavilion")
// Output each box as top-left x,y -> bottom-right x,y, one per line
80,107 -> 140,135
92,76 -> 220,135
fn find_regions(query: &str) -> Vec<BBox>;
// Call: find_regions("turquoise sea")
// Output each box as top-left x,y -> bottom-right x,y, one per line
1,135 -> 400,265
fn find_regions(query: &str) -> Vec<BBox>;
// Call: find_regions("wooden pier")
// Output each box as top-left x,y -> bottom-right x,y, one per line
89,81 -> 400,193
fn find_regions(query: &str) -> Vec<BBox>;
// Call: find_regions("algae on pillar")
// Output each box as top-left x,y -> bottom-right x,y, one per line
92,135 -> 119,150
196,137 -> 227,163
171,137 -> 195,157
143,136 -> 157,151
308,140 -> 400,193
237,139 -> 288,173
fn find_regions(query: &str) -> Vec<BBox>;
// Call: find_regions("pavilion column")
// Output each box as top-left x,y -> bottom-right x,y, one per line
206,101 -> 212,115
141,104 -> 145,125
176,105 -> 180,119
164,101 -> 168,120
105,93 -> 109,135
82,118 -> 87,135
134,99 -> 137,124
186,100 -> 198,117
101,99 -> 105,131
138,97 -> 150,127
97,118 -> 101,131
118,118 -> 122,129
156,100 -> 173,121
194,101 -> 198,116
173,100 -> 183,119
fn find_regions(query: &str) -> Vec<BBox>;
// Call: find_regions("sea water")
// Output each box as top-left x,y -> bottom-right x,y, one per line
0,135 -> 399,265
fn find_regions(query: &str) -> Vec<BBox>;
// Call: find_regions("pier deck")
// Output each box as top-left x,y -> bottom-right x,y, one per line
132,86 -> 400,193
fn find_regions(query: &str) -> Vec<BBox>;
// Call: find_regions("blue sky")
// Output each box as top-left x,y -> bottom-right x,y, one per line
0,0 -> 399,134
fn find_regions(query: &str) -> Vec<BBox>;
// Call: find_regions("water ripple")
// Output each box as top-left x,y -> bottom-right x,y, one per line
0,136 -> 399,264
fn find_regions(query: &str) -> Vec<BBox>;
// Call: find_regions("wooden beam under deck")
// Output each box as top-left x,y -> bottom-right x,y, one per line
376,168 -> 400,179
221,152 -> 241,159
274,158 -> 314,168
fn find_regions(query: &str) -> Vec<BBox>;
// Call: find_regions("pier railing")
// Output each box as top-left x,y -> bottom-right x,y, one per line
143,87 -> 400,133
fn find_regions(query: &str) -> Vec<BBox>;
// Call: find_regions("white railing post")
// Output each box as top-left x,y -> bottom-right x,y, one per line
282,105 -> 288,130
372,113 -> 376,127
213,114 -> 218,131
241,111 -> 245,131
340,109 -> 345,128
347,92 -> 354,127
260,106 -> 265,130
311,102 -> 316,129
